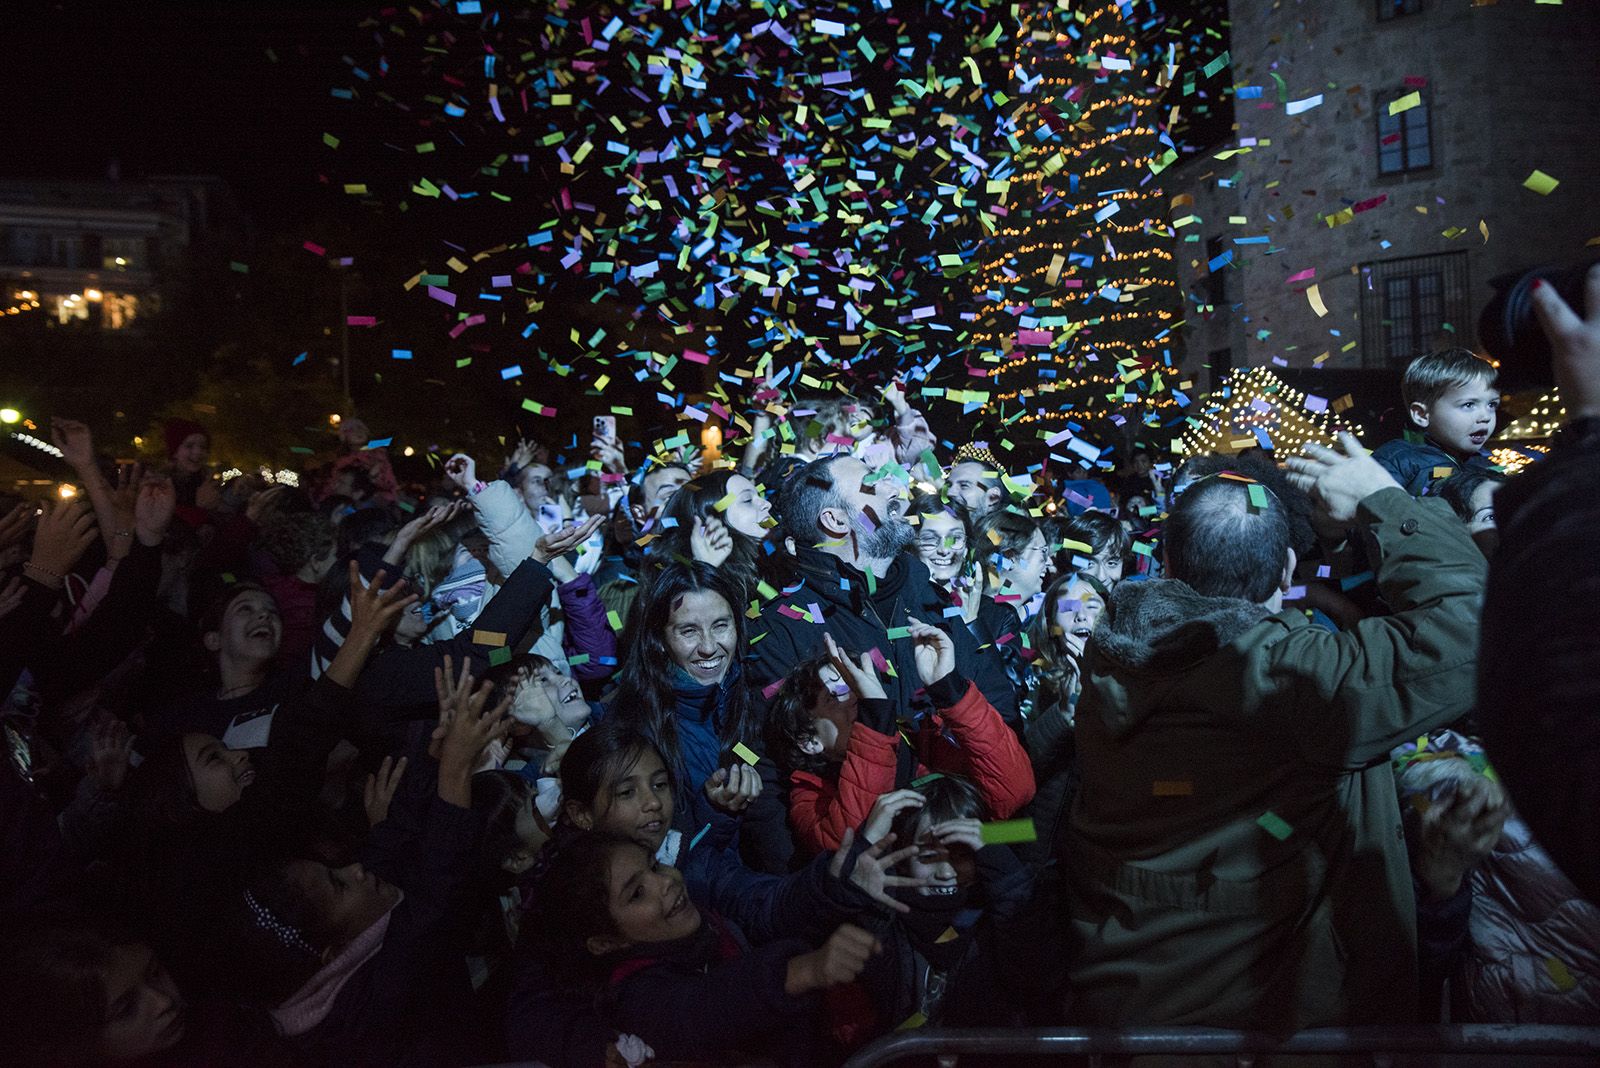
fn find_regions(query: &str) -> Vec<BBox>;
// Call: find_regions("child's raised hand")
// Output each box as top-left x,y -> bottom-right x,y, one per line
785,923 -> 881,996
928,817 -> 985,856
363,754 -> 408,827
829,826 -> 934,915
859,789 -> 925,845
823,632 -> 888,701
444,453 -> 478,492
906,620 -> 955,688
436,675 -> 512,805
704,763 -> 762,813
347,564 -> 417,642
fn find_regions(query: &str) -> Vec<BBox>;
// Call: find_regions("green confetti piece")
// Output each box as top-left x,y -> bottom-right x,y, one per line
566,653 -> 590,666
1257,811 -> 1294,841
910,772 -> 945,788
885,626 -> 911,640
732,742 -> 760,766
606,610 -> 624,631
979,818 -> 1038,845
1247,484 -> 1268,511
487,647 -> 512,666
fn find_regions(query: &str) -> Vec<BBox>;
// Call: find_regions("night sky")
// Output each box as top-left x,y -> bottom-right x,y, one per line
0,0 -> 1229,229
0,1 -> 372,226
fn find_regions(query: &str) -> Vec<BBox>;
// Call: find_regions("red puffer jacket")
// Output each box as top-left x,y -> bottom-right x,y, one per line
788,677 -> 1036,856
1457,814 -> 1600,1023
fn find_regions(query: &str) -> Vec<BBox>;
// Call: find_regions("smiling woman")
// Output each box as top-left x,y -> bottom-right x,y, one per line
609,562 -> 758,802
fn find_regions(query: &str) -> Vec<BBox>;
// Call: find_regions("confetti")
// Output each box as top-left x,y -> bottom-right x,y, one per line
979,818 -> 1038,844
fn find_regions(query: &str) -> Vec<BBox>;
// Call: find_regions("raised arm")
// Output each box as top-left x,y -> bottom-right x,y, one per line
1283,435 -> 1487,766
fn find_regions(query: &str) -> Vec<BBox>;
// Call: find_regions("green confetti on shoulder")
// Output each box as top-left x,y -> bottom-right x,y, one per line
1257,811 -> 1293,841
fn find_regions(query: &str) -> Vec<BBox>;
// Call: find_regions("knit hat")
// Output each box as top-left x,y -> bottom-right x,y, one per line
163,418 -> 209,457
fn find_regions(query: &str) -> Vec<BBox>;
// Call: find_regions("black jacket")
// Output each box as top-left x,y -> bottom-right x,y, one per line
1478,418 -> 1600,906
290,767 -> 486,1067
747,548 -> 1020,730
743,549 -> 1019,874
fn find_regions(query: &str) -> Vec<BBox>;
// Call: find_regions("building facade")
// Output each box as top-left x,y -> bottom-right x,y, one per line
0,174 -> 240,330
1167,0 -> 1600,388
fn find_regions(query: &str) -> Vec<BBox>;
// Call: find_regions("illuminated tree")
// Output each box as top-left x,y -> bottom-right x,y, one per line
975,0 -> 1183,436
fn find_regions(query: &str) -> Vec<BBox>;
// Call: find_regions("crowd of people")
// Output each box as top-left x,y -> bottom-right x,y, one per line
1,265 -> 1598,1067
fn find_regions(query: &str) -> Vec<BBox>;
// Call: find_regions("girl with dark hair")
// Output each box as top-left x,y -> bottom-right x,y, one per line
1021,571 -> 1109,862
209,658 -> 510,1067
646,468 -> 781,603
608,561 -> 761,811
528,834 -> 882,1067
505,722 -> 925,1068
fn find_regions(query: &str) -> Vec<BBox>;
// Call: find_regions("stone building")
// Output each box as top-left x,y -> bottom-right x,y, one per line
0,173 -> 240,330
1166,0 -> 1600,395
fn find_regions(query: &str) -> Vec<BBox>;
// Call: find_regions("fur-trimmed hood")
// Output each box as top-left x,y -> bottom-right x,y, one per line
1085,578 -> 1271,737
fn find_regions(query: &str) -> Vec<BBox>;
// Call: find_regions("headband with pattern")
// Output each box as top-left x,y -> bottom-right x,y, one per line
244,889 -> 318,958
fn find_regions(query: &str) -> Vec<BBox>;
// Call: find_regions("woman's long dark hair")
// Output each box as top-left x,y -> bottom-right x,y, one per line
612,562 -> 756,782
647,470 -> 784,602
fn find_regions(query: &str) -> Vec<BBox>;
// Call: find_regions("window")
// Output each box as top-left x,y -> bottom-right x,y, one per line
102,236 -> 145,271
1377,0 -> 1423,19
1359,252 -> 1470,367
1207,347 -> 1233,394
1377,89 -> 1432,175
49,235 -> 84,269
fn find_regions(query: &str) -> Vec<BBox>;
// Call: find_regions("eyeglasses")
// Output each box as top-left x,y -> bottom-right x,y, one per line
916,534 -> 967,552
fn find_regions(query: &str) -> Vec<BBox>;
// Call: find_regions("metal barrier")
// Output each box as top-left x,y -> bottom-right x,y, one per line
841,1025 -> 1600,1067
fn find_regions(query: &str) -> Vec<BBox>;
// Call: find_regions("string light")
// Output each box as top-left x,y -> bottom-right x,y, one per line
1499,388 -> 1564,442
973,1 -> 1183,432
1179,366 -> 1362,457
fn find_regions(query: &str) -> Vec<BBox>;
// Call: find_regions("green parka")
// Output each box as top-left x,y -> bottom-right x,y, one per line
1063,488 -> 1485,1032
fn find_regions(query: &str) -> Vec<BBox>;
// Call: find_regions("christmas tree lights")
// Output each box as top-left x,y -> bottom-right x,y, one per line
973,0 -> 1184,431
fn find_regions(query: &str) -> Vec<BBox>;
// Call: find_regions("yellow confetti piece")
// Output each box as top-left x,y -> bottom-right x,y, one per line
1153,780 -> 1194,797
1523,169 -> 1560,196
1307,284 -> 1330,318
935,927 -> 960,944
1545,957 -> 1577,992
471,629 -> 507,648
1387,91 -> 1422,116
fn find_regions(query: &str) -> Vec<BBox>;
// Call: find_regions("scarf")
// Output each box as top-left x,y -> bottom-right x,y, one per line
269,895 -> 401,1038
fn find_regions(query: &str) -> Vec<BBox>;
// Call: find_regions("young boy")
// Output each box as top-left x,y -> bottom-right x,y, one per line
1372,348 -> 1500,496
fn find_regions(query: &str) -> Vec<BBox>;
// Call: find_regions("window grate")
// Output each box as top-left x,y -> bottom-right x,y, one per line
1359,252 -> 1471,368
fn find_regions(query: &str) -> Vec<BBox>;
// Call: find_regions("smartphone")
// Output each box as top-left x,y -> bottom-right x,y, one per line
593,415 -> 616,441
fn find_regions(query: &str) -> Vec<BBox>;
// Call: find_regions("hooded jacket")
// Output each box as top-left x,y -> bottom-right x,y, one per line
1457,814 -> 1600,1023
1064,488 -> 1485,1033
744,548 -> 1021,873
787,674 -> 1036,856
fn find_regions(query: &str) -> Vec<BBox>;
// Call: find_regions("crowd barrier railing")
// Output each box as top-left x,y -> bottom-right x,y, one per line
839,1025 -> 1600,1067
